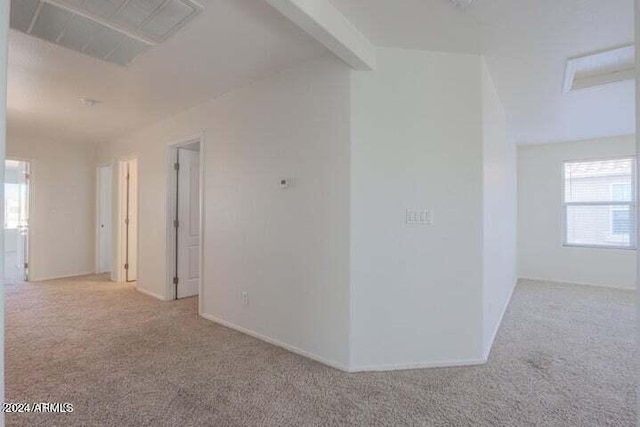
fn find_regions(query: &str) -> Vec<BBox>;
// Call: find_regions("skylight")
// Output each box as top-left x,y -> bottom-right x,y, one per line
563,45 -> 635,93
9,0 -> 204,66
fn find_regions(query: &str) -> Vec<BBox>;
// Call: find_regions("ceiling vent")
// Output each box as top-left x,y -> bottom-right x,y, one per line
10,0 -> 204,66
563,45 -> 635,93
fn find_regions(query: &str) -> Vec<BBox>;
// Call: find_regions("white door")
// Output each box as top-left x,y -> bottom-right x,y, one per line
120,159 -> 138,282
98,165 -> 112,273
4,160 -> 29,283
176,148 -> 200,298
127,159 -> 138,281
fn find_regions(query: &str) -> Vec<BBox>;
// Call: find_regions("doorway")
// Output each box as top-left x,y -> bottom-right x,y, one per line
96,165 -> 112,274
4,160 -> 30,283
118,158 -> 138,283
167,140 -> 201,300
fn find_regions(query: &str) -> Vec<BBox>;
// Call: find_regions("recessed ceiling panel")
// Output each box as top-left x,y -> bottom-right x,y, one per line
9,0 -> 40,33
112,0 -> 164,29
9,0 -> 204,66
31,2 -> 72,43
140,0 -> 195,40
81,0 -> 127,19
58,15 -> 99,51
84,26 -> 124,59
107,37 -> 149,65
56,0 -> 203,43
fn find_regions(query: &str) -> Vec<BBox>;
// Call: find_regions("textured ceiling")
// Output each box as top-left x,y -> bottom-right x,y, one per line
9,0 -> 635,146
328,0 -> 483,54
7,0 -> 327,144
329,0 -> 635,145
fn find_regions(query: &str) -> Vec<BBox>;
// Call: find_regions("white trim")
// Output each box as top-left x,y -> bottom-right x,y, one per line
30,271 -> 95,282
562,242 -> 637,251
349,358 -> 487,373
562,156 -> 637,250
200,313 -> 351,372
482,280 -> 516,361
200,313 -> 492,373
518,276 -> 636,291
5,157 -> 33,282
165,132 -> 205,302
198,133 -> 206,315
95,163 -> 114,275
117,160 -> 126,283
135,285 -> 170,301
116,156 -> 139,283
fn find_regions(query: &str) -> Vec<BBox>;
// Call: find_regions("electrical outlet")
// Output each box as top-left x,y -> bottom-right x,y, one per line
242,292 -> 248,307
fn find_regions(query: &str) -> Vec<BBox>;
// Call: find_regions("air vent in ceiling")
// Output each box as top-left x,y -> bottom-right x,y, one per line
10,0 -> 204,66
563,45 -> 635,93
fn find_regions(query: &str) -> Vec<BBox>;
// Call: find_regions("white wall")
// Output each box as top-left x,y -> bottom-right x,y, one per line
100,48 -> 518,371
481,62 -> 517,355
99,55 -> 352,368
518,135 -> 636,289
350,48 -> 485,369
6,136 -> 97,281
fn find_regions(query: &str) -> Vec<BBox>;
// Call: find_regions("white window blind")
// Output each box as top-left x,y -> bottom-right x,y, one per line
563,158 -> 636,249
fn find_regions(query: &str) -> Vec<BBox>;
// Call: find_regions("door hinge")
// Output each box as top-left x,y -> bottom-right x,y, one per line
173,219 -> 179,228
173,276 -> 179,285
174,162 -> 180,171
125,218 -> 130,225
24,262 -> 28,269
124,263 -> 129,270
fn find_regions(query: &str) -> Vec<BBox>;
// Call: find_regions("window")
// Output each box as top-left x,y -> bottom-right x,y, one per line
563,158 -> 636,249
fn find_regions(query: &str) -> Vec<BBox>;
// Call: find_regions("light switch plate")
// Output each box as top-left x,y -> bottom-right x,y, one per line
406,209 -> 432,225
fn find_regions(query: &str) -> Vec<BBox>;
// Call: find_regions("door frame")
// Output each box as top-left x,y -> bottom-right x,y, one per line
116,156 -> 139,283
95,162 -> 113,275
5,157 -> 33,282
165,132 -> 205,306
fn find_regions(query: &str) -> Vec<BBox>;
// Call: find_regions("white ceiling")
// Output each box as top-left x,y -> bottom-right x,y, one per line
329,0 -> 635,145
7,0 -> 327,144
328,0 -> 483,54
8,0 -> 636,146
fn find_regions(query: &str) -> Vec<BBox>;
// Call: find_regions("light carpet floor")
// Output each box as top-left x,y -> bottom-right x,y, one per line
5,275 -> 636,426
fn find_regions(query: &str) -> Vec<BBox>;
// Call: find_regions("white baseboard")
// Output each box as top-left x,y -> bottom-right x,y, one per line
518,276 -> 635,291
200,313 -> 350,372
31,271 -> 95,282
349,357 -> 487,373
135,286 -> 169,301
483,280 -> 516,360
201,313 -> 494,373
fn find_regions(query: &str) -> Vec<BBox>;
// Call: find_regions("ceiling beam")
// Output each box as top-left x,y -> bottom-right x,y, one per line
265,0 -> 376,71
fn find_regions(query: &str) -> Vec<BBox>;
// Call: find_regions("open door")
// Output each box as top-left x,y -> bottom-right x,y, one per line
175,146 -> 200,298
4,160 -> 30,282
119,158 -> 137,282
97,165 -> 112,274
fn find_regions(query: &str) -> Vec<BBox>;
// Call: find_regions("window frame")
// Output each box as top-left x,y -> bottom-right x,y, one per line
562,156 -> 637,250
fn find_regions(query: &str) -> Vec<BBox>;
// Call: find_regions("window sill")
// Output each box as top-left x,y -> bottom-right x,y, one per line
562,244 -> 637,251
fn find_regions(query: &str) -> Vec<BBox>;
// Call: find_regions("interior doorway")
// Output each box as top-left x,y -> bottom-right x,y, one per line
4,159 -> 30,283
167,139 -> 201,300
118,158 -> 138,283
96,164 -> 112,274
